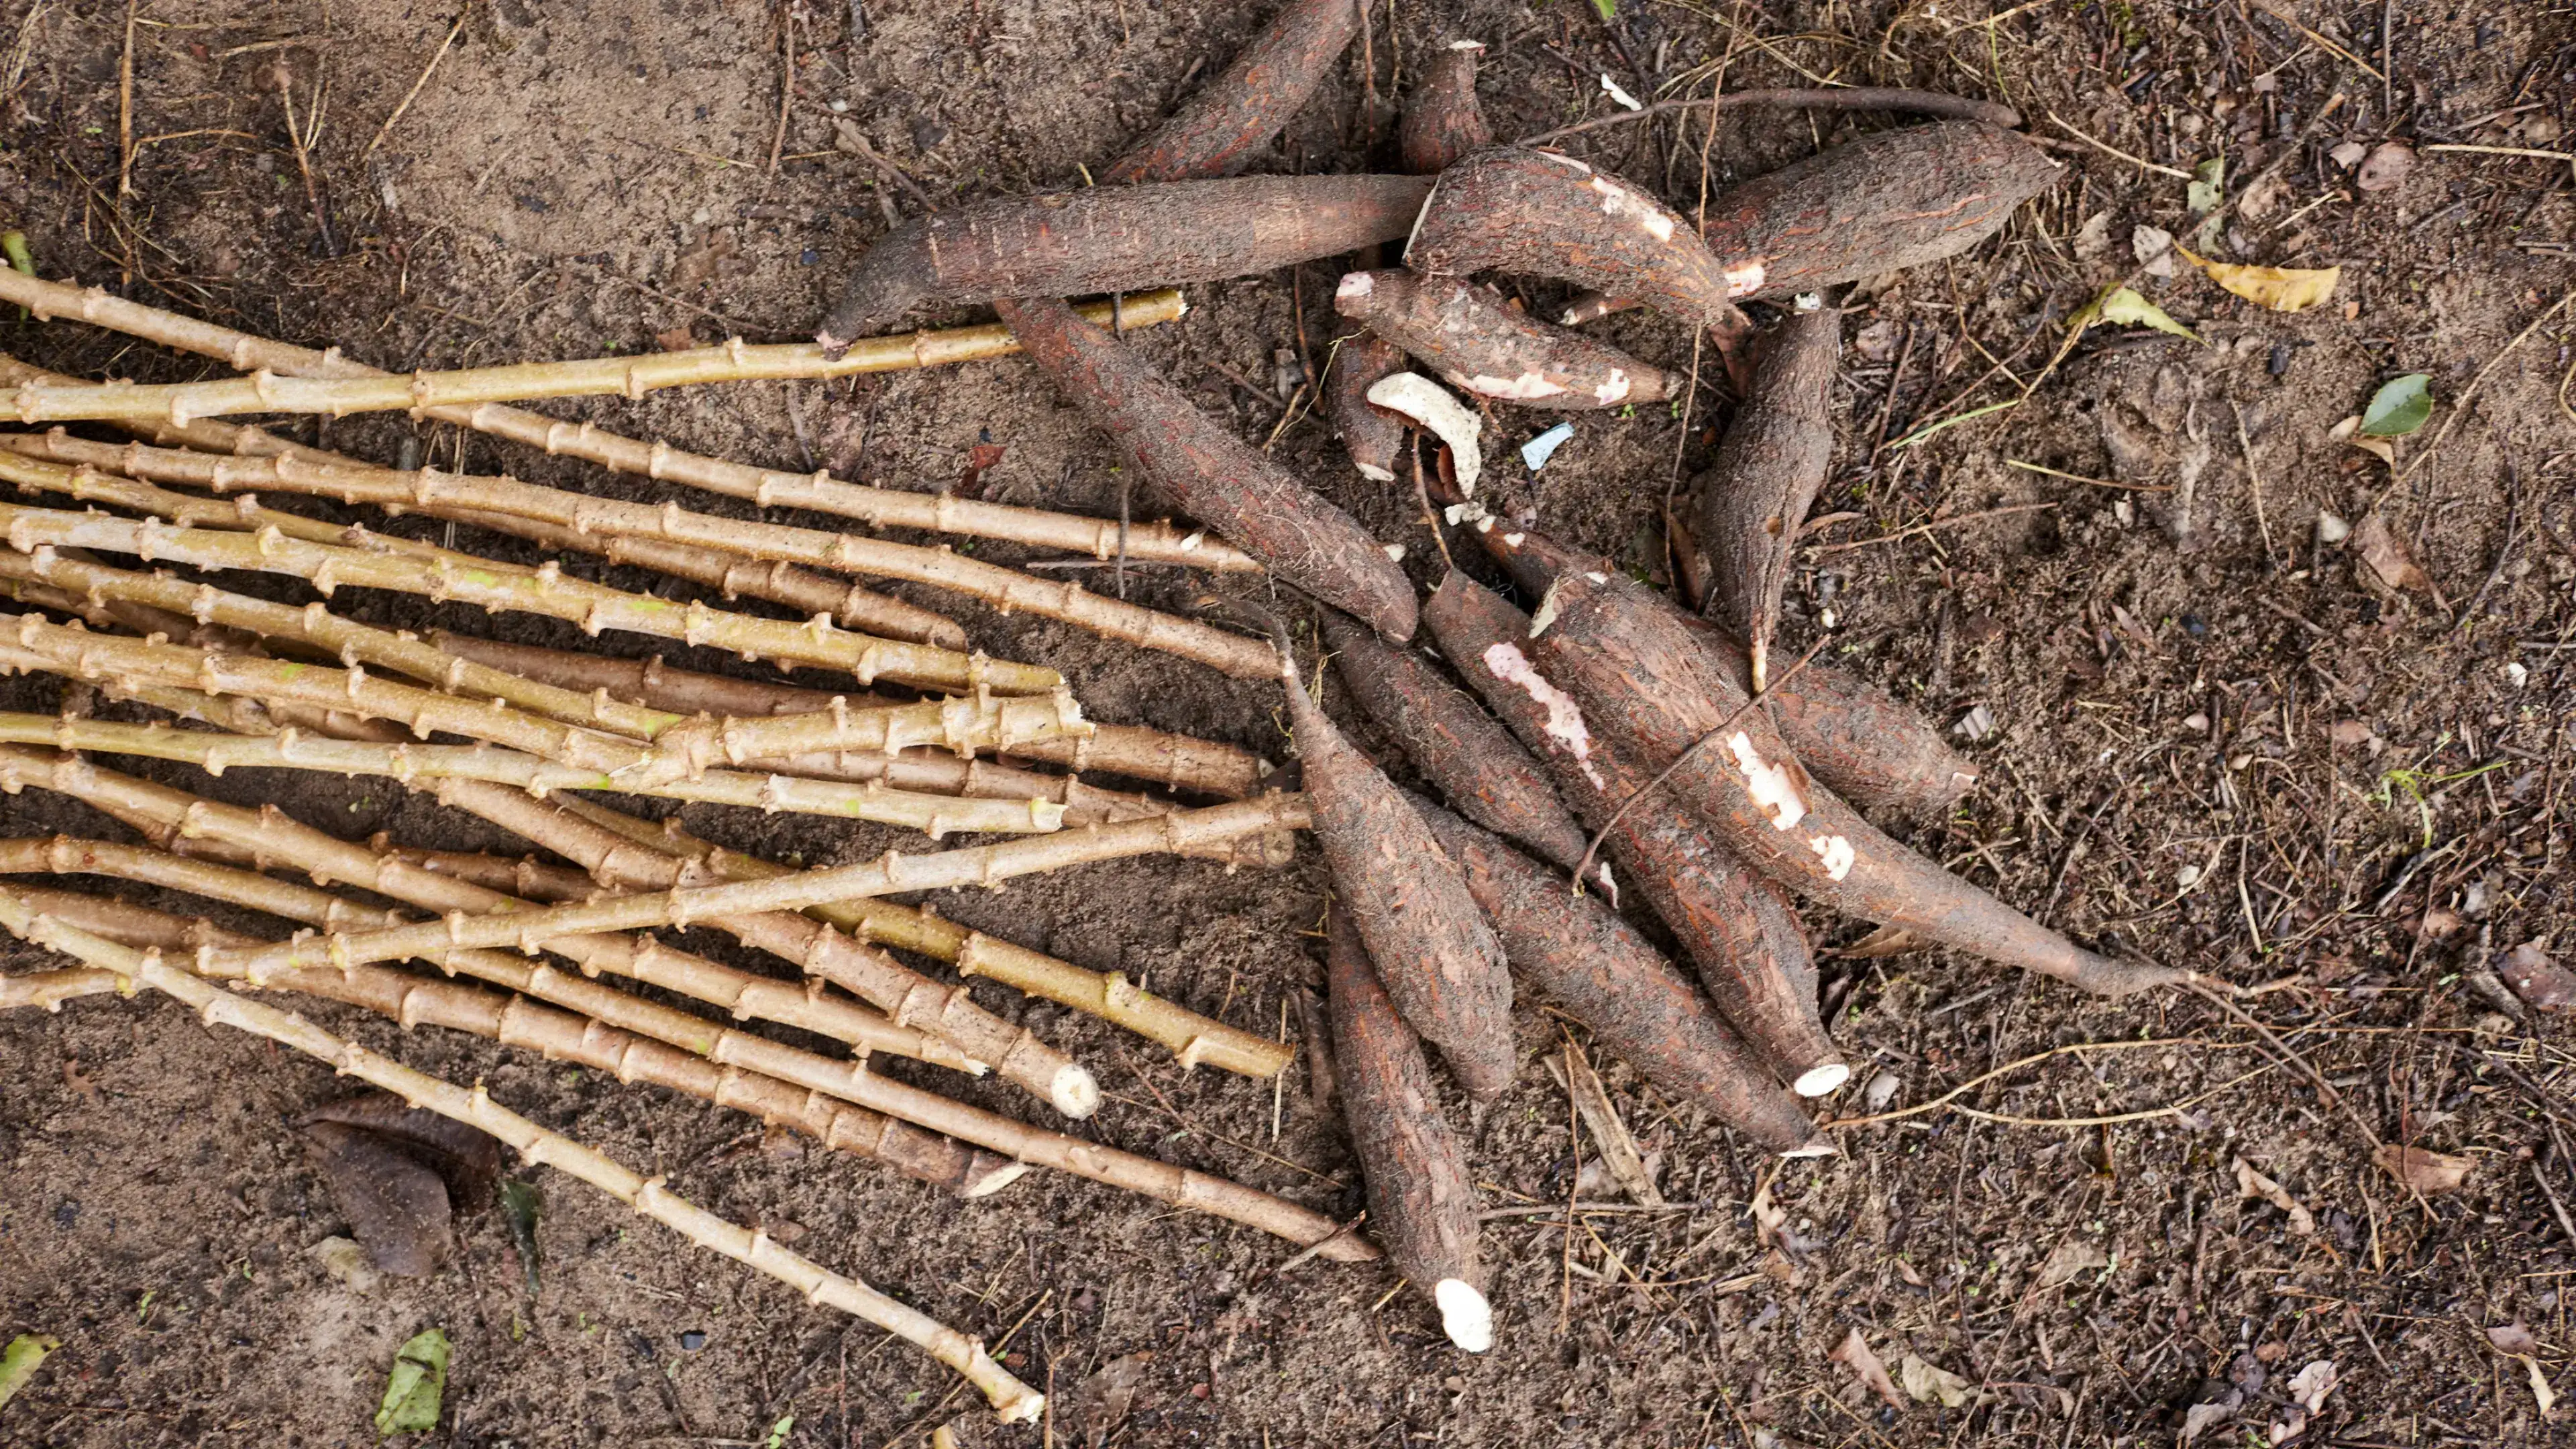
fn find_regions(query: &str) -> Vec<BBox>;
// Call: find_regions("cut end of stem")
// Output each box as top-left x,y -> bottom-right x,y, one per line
1051,1063 -> 1103,1119
1434,1278 -> 1494,1352
1791,1062 -> 1851,1098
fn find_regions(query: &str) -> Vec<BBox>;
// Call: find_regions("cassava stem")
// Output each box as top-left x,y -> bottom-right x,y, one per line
994,295 -> 1417,641
415,786 -> 1295,1079
1102,0 -> 1363,183
0,834 -> 982,1084
0,352 -> 1246,588
423,633 -> 1274,800
1333,270 -> 1674,409
0,456 -> 1062,695
1694,305 -> 1841,690
1313,607 -> 1588,876
197,793 -> 1315,981
0,888 -> 1049,1422
818,175 -> 1432,345
0,437 -> 1275,679
0,887 -> 1028,1198
1324,903 -> 1490,1352
1408,802 -> 1829,1152
0,282 -> 1176,425
1275,625 -> 1517,1097
1421,572 -> 1846,1094
0,733 -> 1096,1114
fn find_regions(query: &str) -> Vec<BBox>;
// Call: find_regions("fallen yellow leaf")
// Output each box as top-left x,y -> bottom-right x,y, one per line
2178,246 -> 2341,312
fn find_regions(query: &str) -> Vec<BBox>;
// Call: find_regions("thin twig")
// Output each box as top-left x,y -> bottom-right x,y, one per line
1809,502 -> 2057,554
1517,86 -> 2020,145
362,9 -> 467,160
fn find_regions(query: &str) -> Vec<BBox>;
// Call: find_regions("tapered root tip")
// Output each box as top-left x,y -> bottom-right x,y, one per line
1792,1063 -> 1852,1098
1051,1063 -> 1102,1119
1434,1279 -> 1494,1352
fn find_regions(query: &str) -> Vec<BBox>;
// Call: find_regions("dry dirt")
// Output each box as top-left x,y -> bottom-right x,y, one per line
3,1 -> 2574,1446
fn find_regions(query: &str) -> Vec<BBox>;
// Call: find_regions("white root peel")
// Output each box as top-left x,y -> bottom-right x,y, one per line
1792,1063 -> 1854,1098
1366,372 -> 1482,496
1725,731 -> 1809,829
1483,641 -> 1604,791
1434,1278 -> 1495,1352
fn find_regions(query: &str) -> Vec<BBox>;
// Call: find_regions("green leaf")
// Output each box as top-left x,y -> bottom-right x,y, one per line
2188,157 -> 2224,215
498,1179 -> 543,1297
374,1328 -> 450,1437
2359,374 -> 2431,437
1,231 -> 30,278
0,1333 -> 61,1412
763,1413 -> 795,1449
1589,0 -> 1618,17
2093,285 -> 2200,341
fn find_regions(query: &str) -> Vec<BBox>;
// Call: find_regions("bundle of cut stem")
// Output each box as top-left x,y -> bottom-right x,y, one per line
0,888 -> 1048,1421
199,791 -> 1313,981
0,370 -> 967,651
0,875 -> 1023,1196
0,831 -> 969,1071
0,679 -> 1074,840
0,440 -> 1276,679
0,276 -> 1255,571
435,791 -> 1296,1080
0,290 -> 1192,425
0,460 -> 1057,697
427,633 -> 1272,800
0,740 -> 1095,1115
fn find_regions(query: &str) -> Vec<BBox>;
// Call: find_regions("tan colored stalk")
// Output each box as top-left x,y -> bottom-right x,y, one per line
0,832 -> 963,1072
0,889 -> 1046,1422
0,748 -> 1355,1248
0,599 -> 1088,816
451,792 -> 1294,1079
0,385 -> 963,651
0,439 -> 1276,678
0,743 -> 1089,1113
0,283 -> 1251,572
0,879 -> 1023,1197
0,544 -> 682,739
0,702 -> 1070,839
202,792 -> 1311,979
0,464 -> 1059,698
427,633 -> 1273,798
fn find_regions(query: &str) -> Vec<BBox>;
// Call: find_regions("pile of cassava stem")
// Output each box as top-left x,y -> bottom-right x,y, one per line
0,1 -> 2191,1421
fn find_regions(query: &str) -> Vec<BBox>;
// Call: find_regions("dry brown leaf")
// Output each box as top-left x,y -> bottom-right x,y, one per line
2328,720 -> 2374,747
2351,512 -> 2432,592
2233,1157 -> 2316,1236
2499,940 -> 2576,1012
2373,1143 -> 2475,1195
1830,1328 -> 1904,1410
1900,1354 -> 1974,1407
2178,246 -> 2341,312
2357,142 -> 2414,192
2329,414 -> 2397,465
2181,1399 -> 2237,1443
2237,172 -> 2287,221
653,324 -> 699,352
1069,1351 -> 1151,1449
2488,1323 -> 2542,1356
2036,1238 -> 2110,1289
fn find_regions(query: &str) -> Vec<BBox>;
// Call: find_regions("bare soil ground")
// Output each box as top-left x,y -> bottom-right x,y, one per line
3,2 -> 2573,1446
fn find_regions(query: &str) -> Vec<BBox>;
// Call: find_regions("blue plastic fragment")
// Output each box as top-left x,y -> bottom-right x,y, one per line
1520,422 -> 1576,471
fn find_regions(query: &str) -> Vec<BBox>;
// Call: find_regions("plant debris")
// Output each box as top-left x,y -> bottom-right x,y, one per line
374,1328 -> 451,1437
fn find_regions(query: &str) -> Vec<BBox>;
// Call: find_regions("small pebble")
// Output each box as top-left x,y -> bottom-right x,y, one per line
799,248 -> 819,266
680,1330 -> 708,1352
1863,1071 -> 1901,1112
2316,512 -> 2351,545
2181,612 -> 2208,638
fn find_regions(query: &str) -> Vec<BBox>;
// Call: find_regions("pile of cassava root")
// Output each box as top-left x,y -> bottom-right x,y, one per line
0,1 -> 2193,1420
